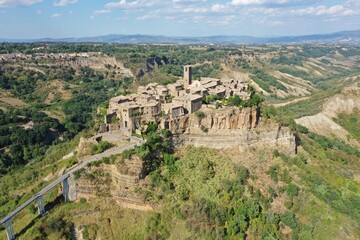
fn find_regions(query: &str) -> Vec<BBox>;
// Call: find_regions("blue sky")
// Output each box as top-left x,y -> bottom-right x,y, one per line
0,0 -> 359,38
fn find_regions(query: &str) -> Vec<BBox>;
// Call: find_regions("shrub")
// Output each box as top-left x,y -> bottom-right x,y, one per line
91,141 -> 114,154
200,125 -> 208,133
236,166 -> 250,185
73,168 -> 84,180
287,184 -> 299,197
268,186 -> 277,198
273,149 -> 280,158
268,165 -> 279,182
195,111 -> 206,120
145,213 -> 169,239
281,211 -> 299,233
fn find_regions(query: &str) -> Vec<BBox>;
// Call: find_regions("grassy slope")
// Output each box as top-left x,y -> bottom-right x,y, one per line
334,109 -> 360,142
2,138 -> 359,239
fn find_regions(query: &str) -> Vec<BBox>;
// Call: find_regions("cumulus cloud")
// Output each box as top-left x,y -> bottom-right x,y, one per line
211,4 -> 229,12
270,20 -> 284,26
54,0 -> 78,7
137,10 -> 160,20
93,9 -> 112,15
0,0 -> 42,8
50,13 -> 62,17
106,0 -> 161,9
106,0 -> 126,8
206,15 -> 236,26
231,0 -> 288,6
98,0 -> 360,30
91,9 -> 112,19
290,5 -> 357,16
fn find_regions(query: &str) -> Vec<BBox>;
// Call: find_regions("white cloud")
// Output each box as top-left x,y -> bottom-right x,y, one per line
180,7 -> 207,13
54,0 -> 78,7
99,0 -> 360,30
290,5 -> 358,16
106,0 -> 126,8
206,15 -> 236,26
91,9 -> 112,19
93,9 -> 112,15
211,4 -> 229,12
0,0 -> 42,8
137,10 -> 159,20
345,0 -> 360,7
231,0 -> 288,6
270,20 -> 284,26
106,0 -> 160,9
50,13 -> 62,17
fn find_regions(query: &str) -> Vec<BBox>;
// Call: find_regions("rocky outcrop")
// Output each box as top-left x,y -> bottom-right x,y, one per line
74,156 -> 151,210
173,124 -> 296,155
167,107 -> 259,134
136,56 -> 169,78
296,85 -> 360,148
163,106 -> 296,154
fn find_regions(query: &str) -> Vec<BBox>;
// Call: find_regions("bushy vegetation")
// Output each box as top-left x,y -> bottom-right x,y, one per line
90,141 -> 115,154
334,109 -> 360,142
262,88 -> 338,119
227,92 -> 264,108
142,146 -> 299,239
0,108 -> 64,173
277,66 -> 311,80
26,214 -> 74,239
250,67 -> 287,92
123,122 -> 172,177
270,55 -> 304,66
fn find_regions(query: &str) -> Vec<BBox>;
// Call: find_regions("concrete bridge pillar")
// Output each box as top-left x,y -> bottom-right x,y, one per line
36,195 -> 46,216
62,177 -> 69,202
5,219 -> 15,240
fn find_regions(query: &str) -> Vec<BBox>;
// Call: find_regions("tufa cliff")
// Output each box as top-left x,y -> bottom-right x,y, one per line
163,106 -> 296,154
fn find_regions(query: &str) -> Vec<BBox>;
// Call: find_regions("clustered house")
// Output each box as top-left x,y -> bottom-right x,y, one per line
104,65 -> 251,134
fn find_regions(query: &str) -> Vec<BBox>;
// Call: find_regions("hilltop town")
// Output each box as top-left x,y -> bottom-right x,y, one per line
104,65 -> 252,134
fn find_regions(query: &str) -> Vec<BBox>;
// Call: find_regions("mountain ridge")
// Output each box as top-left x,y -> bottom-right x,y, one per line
1,29 -> 360,45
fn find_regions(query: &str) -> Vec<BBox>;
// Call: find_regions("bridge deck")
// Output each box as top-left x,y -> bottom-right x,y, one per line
0,140 -> 142,226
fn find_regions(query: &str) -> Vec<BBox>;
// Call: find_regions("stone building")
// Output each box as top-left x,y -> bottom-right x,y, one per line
173,94 -> 203,114
167,82 -> 184,97
163,103 -> 185,119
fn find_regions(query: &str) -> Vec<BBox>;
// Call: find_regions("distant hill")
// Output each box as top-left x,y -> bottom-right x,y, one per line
1,29 -> 360,45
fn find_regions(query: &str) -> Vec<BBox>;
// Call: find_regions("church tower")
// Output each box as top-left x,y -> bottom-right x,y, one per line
183,65 -> 192,89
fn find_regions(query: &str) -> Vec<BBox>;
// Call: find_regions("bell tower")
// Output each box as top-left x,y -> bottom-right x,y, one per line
183,65 -> 192,89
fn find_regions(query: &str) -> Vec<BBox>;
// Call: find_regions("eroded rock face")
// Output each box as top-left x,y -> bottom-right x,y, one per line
296,86 -> 360,148
74,156 -> 148,208
166,107 -> 259,134
164,107 -> 296,155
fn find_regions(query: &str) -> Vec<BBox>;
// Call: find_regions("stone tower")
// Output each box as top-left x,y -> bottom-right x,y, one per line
183,65 -> 192,89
